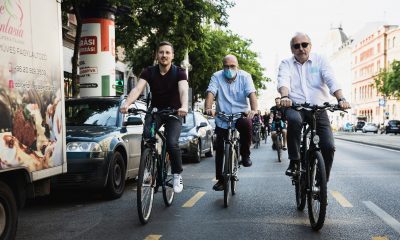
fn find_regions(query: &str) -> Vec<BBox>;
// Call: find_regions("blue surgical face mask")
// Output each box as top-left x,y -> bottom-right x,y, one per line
223,69 -> 237,79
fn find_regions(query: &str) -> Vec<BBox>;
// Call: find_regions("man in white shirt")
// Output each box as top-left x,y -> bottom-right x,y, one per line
277,32 -> 350,181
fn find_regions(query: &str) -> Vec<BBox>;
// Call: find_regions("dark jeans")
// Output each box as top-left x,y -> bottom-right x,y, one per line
285,108 -> 335,181
214,117 -> 252,181
143,111 -> 183,174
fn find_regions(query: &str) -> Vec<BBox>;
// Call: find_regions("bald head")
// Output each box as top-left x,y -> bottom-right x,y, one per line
223,54 -> 238,66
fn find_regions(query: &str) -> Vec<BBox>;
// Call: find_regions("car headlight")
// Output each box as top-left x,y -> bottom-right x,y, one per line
67,142 -> 103,152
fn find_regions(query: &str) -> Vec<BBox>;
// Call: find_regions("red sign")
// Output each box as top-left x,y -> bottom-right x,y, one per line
80,36 -> 97,55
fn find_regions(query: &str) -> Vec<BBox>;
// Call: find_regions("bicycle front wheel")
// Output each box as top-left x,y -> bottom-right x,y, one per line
307,151 -> 327,231
231,146 -> 239,195
162,152 -> 175,206
137,147 -> 156,224
294,160 -> 306,211
276,135 -> 282,162
223,145 -> 231,208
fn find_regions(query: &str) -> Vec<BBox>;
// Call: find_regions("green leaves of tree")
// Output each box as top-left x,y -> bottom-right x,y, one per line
375,60 -> 400,98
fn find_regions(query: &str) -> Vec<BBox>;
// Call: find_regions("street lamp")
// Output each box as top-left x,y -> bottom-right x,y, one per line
180,48 -> 193,110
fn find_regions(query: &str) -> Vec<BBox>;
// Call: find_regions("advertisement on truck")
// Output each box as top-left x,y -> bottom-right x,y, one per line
0,0 -> 65,239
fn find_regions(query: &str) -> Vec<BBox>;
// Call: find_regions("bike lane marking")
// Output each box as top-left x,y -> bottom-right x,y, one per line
144,234 -> 162,240
182,191 -> 206,208
371,237 -> 389,240
364,201 -> 400,235
330,191 -> 353,207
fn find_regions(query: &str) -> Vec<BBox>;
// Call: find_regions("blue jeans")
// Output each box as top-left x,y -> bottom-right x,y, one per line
143,110 -> 183,174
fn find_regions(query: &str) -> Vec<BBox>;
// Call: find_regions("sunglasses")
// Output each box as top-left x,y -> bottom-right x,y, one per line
292,42 -> 310,49
223,64 -> 237,69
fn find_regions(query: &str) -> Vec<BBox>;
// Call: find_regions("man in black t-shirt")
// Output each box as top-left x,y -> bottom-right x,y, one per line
269,97 -> 287,150
120,41 -> 189,193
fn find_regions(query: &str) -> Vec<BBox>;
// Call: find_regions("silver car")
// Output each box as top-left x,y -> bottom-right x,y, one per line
362,122 -> 378,133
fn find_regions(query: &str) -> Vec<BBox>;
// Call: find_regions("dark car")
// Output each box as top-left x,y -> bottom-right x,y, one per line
385,120 -> 400,134
179,111 -> 214,163
354,121 -> 366,132
52,97 -> 146,199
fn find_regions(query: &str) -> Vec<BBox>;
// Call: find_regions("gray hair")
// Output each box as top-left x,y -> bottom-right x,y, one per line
290,32 -> 312,47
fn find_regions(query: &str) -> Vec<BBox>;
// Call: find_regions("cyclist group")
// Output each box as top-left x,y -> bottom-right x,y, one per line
120,32 -> 351,224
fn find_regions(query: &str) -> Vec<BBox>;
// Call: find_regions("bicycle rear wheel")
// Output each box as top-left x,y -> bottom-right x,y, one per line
276,135 -> 282,162
294,160 -> 306,211
307,151 -> 327,231
223,146 -> 231,208
137,148 -> 156,224
162,152 -> 175,206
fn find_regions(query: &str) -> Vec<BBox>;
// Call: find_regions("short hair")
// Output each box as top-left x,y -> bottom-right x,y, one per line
158,41 -> 174,53
290,32 -> 312,47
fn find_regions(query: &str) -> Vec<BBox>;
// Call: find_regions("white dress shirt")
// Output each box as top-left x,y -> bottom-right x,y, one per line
277,53 -> 341,105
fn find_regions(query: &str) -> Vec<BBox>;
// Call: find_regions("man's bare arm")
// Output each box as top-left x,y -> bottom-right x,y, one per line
178,80 -> 189,116
120,79 -> 147,113
204,91 -> 215,116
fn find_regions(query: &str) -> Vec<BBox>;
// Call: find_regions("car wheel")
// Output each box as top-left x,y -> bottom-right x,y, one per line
0,181 -> 18,240
104,152 -> 126,199
193,141 -> 201,163
205,140 -> 214,157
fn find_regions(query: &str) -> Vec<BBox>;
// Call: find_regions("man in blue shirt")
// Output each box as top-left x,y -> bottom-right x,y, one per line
204,54 -> 258,191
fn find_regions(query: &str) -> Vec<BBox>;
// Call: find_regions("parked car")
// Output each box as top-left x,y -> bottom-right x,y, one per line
342,122 -> 354,132
354,121 -> 366,132
207,117 -> 217,146
362,122 -> 378,133
385,120 -> 400,134
52,97 -> 146,199
179,111 -> 214,163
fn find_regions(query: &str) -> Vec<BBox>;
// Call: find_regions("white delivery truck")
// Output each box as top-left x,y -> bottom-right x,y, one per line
0,0 -> 66,239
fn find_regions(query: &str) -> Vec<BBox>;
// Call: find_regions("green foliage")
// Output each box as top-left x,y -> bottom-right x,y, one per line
375,60 -> 400,98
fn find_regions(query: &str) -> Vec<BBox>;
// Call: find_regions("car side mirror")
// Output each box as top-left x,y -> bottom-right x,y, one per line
197,122 -> 207,130
125,116 -> 143,126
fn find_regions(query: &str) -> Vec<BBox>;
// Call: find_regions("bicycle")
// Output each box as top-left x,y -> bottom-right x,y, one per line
215,112 -> 243,208
252,122 -> 261,149
272,119 -> 284,162
289,102 -> 346,231
128,107 -> 177,224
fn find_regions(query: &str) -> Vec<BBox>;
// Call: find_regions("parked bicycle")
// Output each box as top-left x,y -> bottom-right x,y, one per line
216,112 -> 243,208
128,107 -> 177,224
290,102 -> 346,231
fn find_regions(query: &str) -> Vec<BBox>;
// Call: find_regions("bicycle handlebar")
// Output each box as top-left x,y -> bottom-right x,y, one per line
291,102 -> 348,113
128,107 -> 177,115
215,112 -> 244,122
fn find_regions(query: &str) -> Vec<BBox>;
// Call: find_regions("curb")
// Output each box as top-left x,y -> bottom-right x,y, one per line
334,137 -> 400,151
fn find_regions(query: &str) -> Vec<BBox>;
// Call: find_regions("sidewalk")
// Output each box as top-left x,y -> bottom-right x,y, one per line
334,132 -> 400,151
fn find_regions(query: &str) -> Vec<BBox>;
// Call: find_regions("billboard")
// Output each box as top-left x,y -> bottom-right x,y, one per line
0,0 -> 65,172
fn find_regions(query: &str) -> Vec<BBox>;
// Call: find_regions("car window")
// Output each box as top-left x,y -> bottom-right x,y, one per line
66,100 -> 119,127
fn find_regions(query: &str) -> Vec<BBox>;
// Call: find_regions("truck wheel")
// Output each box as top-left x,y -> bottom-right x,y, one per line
0,181 -> 18,240
104,152 -> 126,199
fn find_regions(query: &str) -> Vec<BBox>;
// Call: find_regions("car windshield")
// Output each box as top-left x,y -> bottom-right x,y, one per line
65,99 -> 119,127
389,120 -> 400,126
182,113 -> 195,130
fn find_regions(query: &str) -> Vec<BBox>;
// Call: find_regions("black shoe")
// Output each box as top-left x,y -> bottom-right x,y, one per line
272,143 -> 276,150
285,160 -> 297,176
213,180 -> 224,191
241,157 -> 252,167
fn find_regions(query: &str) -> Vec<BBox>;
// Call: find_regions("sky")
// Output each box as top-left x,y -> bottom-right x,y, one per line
226,0 -> 400,109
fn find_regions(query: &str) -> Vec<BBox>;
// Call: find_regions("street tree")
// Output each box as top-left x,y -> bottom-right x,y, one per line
375,60 -> 400,99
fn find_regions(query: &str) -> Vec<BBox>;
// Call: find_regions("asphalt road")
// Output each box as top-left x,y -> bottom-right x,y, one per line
17,137 -> 400,240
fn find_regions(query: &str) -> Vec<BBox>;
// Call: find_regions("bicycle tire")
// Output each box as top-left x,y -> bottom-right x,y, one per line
137,147 -> 156,224
307,151 -> 327,231
295,160 -> 306,211
277,135 -> 282,162
162,152 -> 175,206
223,145 -> 231,208
231,146 -> 239,195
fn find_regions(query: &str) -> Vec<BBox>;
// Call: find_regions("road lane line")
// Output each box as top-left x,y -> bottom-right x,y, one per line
330,191 -> 353,207
182,191 -> 206,208
364,201 -> 400,235
372,237 -> 389,240
144,235 -> 162,240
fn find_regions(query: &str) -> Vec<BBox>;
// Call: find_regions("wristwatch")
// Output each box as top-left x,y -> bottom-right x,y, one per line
337,97 -> 346,103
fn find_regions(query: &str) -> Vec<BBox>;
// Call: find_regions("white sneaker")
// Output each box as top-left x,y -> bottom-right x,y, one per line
173,174 -> 183,193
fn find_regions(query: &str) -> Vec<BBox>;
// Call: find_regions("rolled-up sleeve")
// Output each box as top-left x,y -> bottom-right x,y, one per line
277,60 -> 291,91
206,74 -> 218,95
244,72 -> 256,97
320,57 -> 341,95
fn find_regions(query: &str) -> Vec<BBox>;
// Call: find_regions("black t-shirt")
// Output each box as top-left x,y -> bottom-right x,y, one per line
270,106 -> 285,122
140,65 -> 187,109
